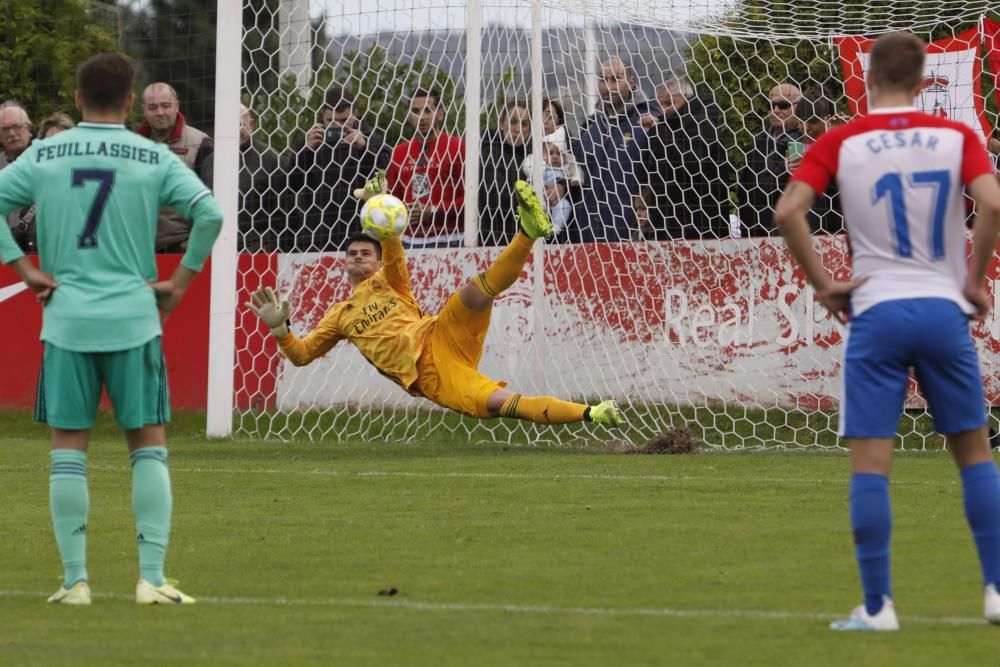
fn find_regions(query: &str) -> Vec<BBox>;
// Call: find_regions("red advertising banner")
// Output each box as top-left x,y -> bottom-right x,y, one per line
6,242 -> 1000,414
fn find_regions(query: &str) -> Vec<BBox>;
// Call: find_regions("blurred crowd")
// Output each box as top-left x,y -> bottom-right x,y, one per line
5,56 -> 999,253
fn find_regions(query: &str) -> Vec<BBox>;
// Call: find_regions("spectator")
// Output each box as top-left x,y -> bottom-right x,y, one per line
1,102 -> 36,252
522,142 -> 580,239
543,164 -> 573,238
0,101 -> 32,167
737,82 -> 803,235
787,92 -> 845,234
386,88 -> 465,248
239,104 -> 288,252
631,186 -> 657,240
479,100 -> 531,245
575,56 -> 651,242
136,82 -> 214,252
291,87 -> 388,251
37,112 -> 75,139
541,97 -> 571,154
645,78 -> 733,239
521,107 -> 584,189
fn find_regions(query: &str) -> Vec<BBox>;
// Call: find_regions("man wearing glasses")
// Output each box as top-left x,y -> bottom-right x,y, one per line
0,102 -> 33,168
1,102 -> 36,251
737,82 -> 803,235
136,83 -> 214,252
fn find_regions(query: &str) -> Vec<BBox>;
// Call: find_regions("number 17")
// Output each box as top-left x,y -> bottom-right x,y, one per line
873,169 -> 950,260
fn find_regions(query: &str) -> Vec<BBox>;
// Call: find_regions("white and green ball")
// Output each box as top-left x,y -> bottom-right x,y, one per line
360,194 -> 409,239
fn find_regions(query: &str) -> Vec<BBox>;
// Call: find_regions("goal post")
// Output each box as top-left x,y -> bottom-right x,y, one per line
212,0 -> 1000,448
205,0 -> 243,438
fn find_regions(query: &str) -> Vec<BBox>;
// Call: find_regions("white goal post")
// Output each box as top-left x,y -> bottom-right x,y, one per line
208,0 -> 1000,448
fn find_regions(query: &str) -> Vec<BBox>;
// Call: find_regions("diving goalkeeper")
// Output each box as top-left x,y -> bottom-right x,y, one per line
247,181 -> 622,426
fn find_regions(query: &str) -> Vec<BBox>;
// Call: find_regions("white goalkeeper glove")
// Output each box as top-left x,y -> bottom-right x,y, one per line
247,286 -> 291,338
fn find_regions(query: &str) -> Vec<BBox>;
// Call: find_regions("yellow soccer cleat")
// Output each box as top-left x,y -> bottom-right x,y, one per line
513,180 -> 553,240
136,578 -> 196,605
47,580 -> 91,605
589,400 -> 624,427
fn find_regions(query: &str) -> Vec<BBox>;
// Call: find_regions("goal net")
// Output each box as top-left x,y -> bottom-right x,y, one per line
224,0 -> 1000,448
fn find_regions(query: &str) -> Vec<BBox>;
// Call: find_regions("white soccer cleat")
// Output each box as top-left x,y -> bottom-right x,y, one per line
136,578 -> 196,605
830,596 -> 899,631
47,580 -> 91,606
986,583 -> 1000,625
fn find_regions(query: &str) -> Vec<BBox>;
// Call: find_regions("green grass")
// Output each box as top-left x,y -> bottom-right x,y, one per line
2,411 -> 999,666
231,403 -> 964,451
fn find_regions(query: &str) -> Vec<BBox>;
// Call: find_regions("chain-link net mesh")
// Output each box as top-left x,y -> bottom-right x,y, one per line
231,1 -> 1000,449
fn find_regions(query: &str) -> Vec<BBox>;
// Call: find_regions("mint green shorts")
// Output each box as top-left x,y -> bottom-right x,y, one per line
34,338 -> 170,430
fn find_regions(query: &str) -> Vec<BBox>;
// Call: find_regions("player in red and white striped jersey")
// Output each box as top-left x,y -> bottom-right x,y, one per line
775,31 -> 1000,631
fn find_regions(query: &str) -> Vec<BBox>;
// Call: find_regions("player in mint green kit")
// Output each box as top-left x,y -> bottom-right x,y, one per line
0,53 -> 223,605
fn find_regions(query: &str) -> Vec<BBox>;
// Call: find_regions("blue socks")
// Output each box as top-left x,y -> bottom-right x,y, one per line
130,446 -> 172,587
960,461 -> 1000,588
850,473 -> 892,616
50,449 -> 90,587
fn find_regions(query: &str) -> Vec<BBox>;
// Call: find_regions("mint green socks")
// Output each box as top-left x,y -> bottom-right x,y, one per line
50,449 -> 89,587
130,446 -> 172,587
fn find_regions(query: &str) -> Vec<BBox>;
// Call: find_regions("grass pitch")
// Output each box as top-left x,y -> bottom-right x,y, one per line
1,411 -> 998,666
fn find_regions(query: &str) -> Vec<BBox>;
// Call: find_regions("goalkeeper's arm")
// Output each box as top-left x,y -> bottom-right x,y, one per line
246,286 -> 343,366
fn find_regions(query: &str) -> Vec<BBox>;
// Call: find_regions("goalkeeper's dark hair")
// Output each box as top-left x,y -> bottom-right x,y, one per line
345,233 -> 382,259
868,32 -> 925,93
77,53 -> 136,113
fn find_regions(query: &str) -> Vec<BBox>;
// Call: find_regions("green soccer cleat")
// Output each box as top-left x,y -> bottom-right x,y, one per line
513,180 -> 553,240
47,580 -> 91,605
589,400 -> 624,427
136,578 -> 196,605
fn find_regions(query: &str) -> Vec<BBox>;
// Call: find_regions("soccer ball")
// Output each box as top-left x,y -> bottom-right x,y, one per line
360,194 -> 408,239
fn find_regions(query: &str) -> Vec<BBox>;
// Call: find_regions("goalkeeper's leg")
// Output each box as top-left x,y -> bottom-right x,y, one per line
462,181 -> 552,312
487,390 -> 623,427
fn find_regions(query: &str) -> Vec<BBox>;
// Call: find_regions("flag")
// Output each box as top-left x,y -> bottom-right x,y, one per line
836,26 -> 991,142
985,18 -> 1000,111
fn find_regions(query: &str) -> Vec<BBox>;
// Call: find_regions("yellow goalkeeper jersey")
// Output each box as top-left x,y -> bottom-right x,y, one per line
276,238 -> 436,394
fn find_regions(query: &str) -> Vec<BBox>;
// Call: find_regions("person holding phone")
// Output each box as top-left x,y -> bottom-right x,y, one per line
786,93 -> 847,234
736,82 -> 803,236
291,86 -> 389,251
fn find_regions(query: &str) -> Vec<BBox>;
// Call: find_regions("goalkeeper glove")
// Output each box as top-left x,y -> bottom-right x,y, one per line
247,286 -> 291,338
352,169 -> 387,201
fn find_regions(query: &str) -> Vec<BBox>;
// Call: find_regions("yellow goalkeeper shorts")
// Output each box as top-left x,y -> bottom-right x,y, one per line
416,292 -> 506,418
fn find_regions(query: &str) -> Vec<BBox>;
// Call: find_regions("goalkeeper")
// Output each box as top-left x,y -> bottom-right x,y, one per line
248,180 -> 622,426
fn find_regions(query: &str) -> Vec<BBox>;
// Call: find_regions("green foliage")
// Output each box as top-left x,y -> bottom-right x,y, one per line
684,1 -> 1000,171
3,424 -> 998,666
119,0 -> 218,132
252,44 -> 464,154
0,0 -> 117,123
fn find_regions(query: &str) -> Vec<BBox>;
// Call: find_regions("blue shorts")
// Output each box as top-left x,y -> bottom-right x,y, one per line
840,298 -> 986,439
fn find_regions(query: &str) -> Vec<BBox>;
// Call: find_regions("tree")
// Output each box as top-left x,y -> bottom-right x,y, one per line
685,0 -> 1000,171
253,44 -> 463,153
0,0 -> 117,122
120,0 -> 218,133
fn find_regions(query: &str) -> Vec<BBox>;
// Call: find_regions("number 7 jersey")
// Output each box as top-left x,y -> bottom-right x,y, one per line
0,122 -> 220,352
790,107 -> 995,318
